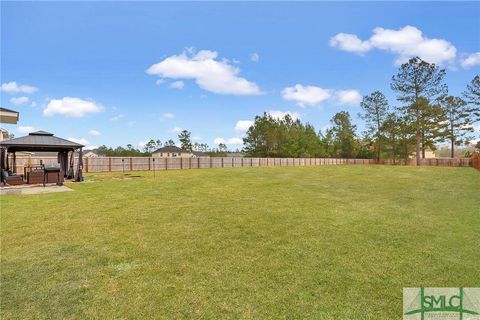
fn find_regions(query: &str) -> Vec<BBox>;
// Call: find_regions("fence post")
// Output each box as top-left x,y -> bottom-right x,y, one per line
108,157 -> 112,172
148,158 -> 151,171
210,157 -> 213,168
181,157 -> 183,169
198,157 -> 200,169
221,157 -> 224,168
232,157 -> 234,168
85,157 -> 89,173
166,157 -> 168,170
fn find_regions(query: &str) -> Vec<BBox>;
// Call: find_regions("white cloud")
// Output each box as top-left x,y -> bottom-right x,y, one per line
1,81 -> 38,94
227,137 -> 243,145
84,145 -> 98,150
88,129 -> 101,136
17,126 -> 36,134
138,140 -> 148,148
169,80 -> 185,89
155,79 -> 165,85
192,136 -> 202,141
214,137 -> 244,146
162,112 -> 174,120
267,110 -> 301,121
146,49 -> 262,95
170,126 -> 183,134
461,52 -> 480,69
335,90 -> 362,106
30,101 -> 37,107
250,52 -> 260,62
329,33 -> 371,54
214,138 -> 226,145
330,25 -> 457,65
282,84 -> 332,107
110,114 -> 124,121
44,97 -> 104,118
281,85 -> 361,107
234,120 -> 254,132
10,96 -> 30,106
68,137 -> 89,145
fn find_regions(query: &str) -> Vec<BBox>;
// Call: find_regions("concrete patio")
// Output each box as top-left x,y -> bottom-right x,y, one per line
0,184 -> 73,195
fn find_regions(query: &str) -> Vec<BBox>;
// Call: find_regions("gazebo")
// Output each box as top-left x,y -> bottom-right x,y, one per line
0,131 -> 84,184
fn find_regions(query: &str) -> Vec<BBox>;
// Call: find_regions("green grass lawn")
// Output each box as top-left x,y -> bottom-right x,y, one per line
1,166 -> 479,319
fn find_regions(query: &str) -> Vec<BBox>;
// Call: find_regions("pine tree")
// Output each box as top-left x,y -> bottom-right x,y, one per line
381,113 -> 401,163
178,130 -> 193,152
441,96 -> 475,157
359,91 -> 390,161
391,57 -> 447,164
330,111 -> 358,158
463,75 -> 480,123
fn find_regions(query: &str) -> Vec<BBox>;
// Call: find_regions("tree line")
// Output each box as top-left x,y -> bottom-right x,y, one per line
95,130 -> 232,157
243,57 -> 480,163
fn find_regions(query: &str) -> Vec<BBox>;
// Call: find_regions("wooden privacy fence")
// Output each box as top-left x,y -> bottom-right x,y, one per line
10,155 -> 474,174
472,153 -> 480,171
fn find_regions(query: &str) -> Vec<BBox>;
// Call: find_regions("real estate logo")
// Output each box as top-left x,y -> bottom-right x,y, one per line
403,288 -> 480,320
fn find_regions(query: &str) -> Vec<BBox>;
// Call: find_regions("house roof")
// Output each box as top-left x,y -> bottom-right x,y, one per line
0,130 -> 84,152
152,146 -> 189,153
0,107 -> 20,124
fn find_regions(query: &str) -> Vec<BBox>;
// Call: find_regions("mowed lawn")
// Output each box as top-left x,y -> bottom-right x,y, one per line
1,166 -> 479,319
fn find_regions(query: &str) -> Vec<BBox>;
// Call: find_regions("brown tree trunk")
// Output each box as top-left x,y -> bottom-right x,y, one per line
415,102 -> 421,165
450,121 -> 455,158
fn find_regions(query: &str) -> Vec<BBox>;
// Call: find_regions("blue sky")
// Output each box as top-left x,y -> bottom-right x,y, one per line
1,1 -> 479,150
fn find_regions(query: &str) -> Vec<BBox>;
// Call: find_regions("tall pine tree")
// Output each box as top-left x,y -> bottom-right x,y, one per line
441,96 -> 475,157
463,75 -> 480,123
391,57 -> 447,164
359,91 -> 389,161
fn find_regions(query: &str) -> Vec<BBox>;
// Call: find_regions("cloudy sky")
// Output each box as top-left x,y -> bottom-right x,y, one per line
1,2 -> 479,149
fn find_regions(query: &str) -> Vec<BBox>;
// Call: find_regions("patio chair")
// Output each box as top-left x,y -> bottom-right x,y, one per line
1,169 -> 24,186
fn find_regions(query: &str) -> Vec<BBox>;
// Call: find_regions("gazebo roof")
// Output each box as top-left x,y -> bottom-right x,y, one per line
0,130 -> 84,152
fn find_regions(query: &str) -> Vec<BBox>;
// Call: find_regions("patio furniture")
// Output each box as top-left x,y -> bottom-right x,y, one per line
27,169 -> 64,185
1,169 -> 24,186
24,165 -> 43,179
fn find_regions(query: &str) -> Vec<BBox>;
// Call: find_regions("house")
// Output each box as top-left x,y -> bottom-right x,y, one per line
0,107 -> 19,125
0,128 -> 9,141
0,107 -> 19,142
84,149 -> 105,158
152,146 -> 194,158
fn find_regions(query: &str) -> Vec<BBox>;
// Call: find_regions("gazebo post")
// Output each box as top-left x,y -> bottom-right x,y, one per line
12,152 -> 16,173
0,147 -> 6,184
68,150 -> 74,179
76,148 -> 84,182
